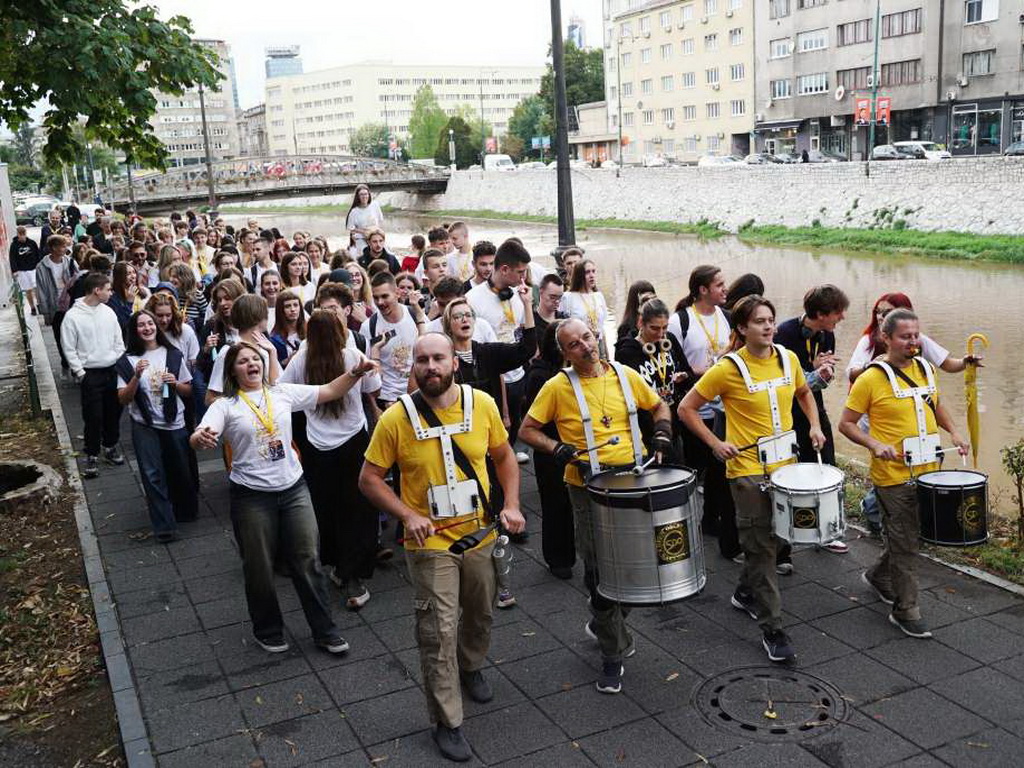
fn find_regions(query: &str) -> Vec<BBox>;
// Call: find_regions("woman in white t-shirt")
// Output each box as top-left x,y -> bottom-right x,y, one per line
191,340 -> 378,654
304,239 -> 330,283
559,258 -> 610,357
345,184 -> 385,255
116,310 -> 197,543
270,290 -> 306,368
280,311 -> 382,609
280,252 -> 318,306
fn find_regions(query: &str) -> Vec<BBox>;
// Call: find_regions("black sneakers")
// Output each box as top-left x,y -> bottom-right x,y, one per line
433,724 -> 472,762
103,446 -> 125,465
596,660 -> 624,694
83,455 -> 99,479
315,634 -> 351,654
762,629 -> 796,663
254,634 -> 290,654
730,590 -> 759,620
889,614 -> 933,639
861,571 -> 895,606
460,669 -> 494,703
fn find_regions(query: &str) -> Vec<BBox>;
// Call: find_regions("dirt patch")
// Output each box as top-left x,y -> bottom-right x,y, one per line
0,384 -> 124,766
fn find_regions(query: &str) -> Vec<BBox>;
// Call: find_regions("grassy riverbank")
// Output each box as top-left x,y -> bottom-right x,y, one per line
738,223 -> 1024,264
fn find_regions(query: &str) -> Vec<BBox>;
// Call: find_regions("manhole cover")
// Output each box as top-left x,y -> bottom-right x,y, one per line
693,667 -> 848,742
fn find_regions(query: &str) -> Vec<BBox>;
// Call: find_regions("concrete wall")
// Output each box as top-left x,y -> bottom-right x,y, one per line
393,159 -> 1024,235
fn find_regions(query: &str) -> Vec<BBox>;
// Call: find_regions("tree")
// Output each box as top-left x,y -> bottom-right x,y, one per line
407,86 -> 448,159
538,41 -> 605,116
434,117 -> 477,169
501,133 -> 525,162
0,1 -> 220,169
349,123 -> 389,158
12,124 -> 36,166
508,94 -> 548,158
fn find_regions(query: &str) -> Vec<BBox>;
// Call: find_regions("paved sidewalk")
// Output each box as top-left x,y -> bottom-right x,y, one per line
41,331 -> 1024,768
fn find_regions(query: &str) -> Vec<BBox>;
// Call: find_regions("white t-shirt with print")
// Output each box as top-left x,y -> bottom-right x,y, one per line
116,347 -> 192,430
669,305 -> 732,419
167,324 -> 200,366
466,282 -> 526,383
559,291 -> 609,341
359,305 -> 419,402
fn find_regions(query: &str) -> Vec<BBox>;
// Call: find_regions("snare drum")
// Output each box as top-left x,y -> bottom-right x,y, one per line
770,463 -> 846,545
916,470 -> 988,546
586,465 -> 705,605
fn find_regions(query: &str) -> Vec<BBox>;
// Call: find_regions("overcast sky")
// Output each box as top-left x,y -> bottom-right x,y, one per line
151,0 -> 604,108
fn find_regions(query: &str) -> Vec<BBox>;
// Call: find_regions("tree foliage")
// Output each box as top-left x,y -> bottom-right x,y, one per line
348,123 -> 406,160
0,0 -> 221,169
508,94 -> 548,158
433,117 -> 478,169
407,86 -> 448,159
539,41 -> 605,116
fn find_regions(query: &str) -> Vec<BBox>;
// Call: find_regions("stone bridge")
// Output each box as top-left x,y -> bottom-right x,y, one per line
110,154 -> 449,213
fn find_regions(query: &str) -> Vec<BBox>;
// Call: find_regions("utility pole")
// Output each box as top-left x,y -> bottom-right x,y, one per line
126,157 -> 136,214
198,82 -> 218,213
479,75 -> 486,166
867,0 -> 881,158
616,34 -> 623,177
549,0 -> 577,252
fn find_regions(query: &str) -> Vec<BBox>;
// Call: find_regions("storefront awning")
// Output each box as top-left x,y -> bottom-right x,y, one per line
754,118 -> 806,132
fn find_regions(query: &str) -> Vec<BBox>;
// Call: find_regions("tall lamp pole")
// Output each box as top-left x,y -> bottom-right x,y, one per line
549,0 -> 577,253
867,0 -> 881,158
198,83 -> 218,213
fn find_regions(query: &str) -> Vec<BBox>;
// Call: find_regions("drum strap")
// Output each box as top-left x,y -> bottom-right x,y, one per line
868,358 -> 937,444
563,362 -> 644,475
723,345 -> 792,436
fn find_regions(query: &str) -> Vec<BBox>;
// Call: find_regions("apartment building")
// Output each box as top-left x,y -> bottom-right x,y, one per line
602,0 -> 756,163
150,39 -> 241,167
238,104 -> 269,158
263,62 -> 544,157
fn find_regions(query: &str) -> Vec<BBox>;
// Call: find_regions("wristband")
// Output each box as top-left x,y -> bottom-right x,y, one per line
653,419 -> 672,437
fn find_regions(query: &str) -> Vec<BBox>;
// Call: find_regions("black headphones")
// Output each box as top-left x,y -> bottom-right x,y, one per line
488,278 -> 513,301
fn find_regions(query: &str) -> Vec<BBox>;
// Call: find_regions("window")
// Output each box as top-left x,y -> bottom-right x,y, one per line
730,63 -> 745,81
798,0 -> 827,7
706,101 -> 721,118
684,137 -> 698,153
641,48 -> 652,64
731,99 -> 746,116
682,72 -> 696,88
662,107 -> 675,123
640,16 -> 651,33
708,136 -> 721,151
963,49 -> 996,76
662,75 -> 675,91
682,105 -> 697,120
704,33 -> 718,51
965,0 -> 999,24
681,38 -> 695,55
641,78 -> 653,94
623,112 -> 635,127
770,0 -> 791,19
620,21 -> 633,37
663,139 -> 675,154
837,66 -> 870,90
770,38 -> 792,58
797,72 -> 829,94
642,109 -> 655,125
771,79 -> 792,99
621,52 -> 632,67
704,0 -> 717,15
661,43 -> 673,60
706,67 -> 720,85
797,28 -> 828,52
881,59 -> 922,85
729,28 -> 743,46
660,10 -> 672,27
609,86 -> 617,100
681,4 -> 695,22
837,19 -> 872,46
622,81 -> 634,96
729,0 -> 742,9
883,8 -> 922,37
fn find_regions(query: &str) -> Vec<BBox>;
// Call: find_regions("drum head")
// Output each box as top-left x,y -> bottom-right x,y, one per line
588,465 -> 695,493
917,470 -> 987,488
771,462 -> 844,492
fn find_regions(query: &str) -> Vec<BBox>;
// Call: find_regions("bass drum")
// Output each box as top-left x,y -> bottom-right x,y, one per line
586,465 -> 705,606
916,470 -> 988,546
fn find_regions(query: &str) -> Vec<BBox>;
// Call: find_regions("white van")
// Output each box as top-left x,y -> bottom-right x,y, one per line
892,141 -> 951,161
483,154 -> 515,171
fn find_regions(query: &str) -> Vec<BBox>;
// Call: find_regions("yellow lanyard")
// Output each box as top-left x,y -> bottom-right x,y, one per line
806,336 -> 820,363
459,254 -> 472,281
180,298 -> 190,323
238,387 -> 276,436
694,309 -> 722,358
501,299 -> 515,326
581,293 -> 599,332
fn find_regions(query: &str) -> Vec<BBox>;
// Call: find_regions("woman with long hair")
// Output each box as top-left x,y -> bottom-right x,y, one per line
723,273 -> 765,313
280,251 -> 317,305
197,278 -> 246,383
108,262 -> 146,329
270,289 -> 306,367
305,238 -> 330,282
395,271 -> 424,308
280,311 -> 382,608
560,258 -> 610,356
191,340 -> 377,653
116,310 -> 197,542
345,184 -> 385,255
146,292 -> 200,372
273,237 -> 291,263
165,263 -> 209,333
616,280 -> 656,341
345,263 -> 374,334
150,244 -> 183,288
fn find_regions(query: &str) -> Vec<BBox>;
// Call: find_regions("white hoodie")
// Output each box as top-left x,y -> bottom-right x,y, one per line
60,299 -> 125,376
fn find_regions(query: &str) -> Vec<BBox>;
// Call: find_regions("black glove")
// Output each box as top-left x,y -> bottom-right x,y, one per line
652,430 -> 673,456
552,442 -> 578,468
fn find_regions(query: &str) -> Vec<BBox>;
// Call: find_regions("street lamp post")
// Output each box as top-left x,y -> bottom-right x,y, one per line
448,128 -> 456,171
197,83 -> 218,213
549,0 -> 577,253
867,0 -> 882,158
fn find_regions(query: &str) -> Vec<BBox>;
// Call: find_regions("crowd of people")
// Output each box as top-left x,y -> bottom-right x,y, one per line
11,188 -> 982,762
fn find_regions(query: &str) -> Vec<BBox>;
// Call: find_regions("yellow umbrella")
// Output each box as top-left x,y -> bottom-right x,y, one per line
964,333 -> 989,469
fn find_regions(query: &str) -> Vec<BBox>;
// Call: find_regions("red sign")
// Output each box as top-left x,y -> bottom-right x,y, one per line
876,97 -> 892,126
485,137 -> 497,153
855,98 -> 871,126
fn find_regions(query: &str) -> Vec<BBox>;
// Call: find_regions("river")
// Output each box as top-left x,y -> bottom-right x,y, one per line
230,210 -> 1024,511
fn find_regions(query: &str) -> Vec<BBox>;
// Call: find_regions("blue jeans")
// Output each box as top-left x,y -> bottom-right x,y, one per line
229,479 -> 337,643
131,420 -> 198,535
862,486 -> 882,528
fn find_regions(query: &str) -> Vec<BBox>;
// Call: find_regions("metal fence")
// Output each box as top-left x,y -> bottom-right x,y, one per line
10,284 -> 42,418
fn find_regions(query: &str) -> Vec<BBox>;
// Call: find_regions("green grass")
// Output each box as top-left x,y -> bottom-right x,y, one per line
738,223 -> 1024,264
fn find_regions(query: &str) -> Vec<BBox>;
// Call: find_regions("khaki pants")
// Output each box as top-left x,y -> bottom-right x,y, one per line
567,485 -> 633,661
868,484 -> 920,621
406,544 -> 496,728
729,476 -> 782,632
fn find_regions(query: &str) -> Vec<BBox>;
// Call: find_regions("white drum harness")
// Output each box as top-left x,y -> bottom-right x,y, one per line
867,357 -> 940,471
564,361 -> 644,477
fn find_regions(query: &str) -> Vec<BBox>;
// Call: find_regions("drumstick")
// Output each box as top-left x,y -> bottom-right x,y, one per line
573,436 -> 621,456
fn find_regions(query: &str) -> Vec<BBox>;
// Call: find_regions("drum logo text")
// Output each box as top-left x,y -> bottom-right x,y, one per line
793,506 -> 818,529
654,521 -> 691,565
959,494 -> 984,536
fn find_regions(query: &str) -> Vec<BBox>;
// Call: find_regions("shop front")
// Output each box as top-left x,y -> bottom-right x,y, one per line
754,118 -> 805,156
949,99 -> 1010,156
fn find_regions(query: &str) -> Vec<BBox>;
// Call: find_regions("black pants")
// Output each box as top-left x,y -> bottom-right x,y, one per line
303,430 -> 377,582
681,414 -> 740,559
793,404 -> 836,465
504,376 -> 526,446
534,452 -> 576,569
52,310 -> 69,369
80,367 -> 122,457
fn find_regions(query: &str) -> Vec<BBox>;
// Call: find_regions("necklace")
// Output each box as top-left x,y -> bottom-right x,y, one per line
596,367 -> 612,428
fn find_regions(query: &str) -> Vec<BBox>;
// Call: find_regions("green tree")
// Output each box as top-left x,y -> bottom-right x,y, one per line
349,123 -> 390,158
434,117 -> 477,169
508,94 -> 548,158
407,85 -> 448,159
539,41 -> 605,111
0,145 -> 46,192
12,124 -> 36,166
0,1 -> 220,169
501,133 -> 525,162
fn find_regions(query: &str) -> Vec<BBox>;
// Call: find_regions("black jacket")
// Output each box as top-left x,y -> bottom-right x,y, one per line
359,246 -> 400,274
9,237 -> 40,272
774,316 -> 834,412
614,334 -> 694,448
454,327 -> 537,416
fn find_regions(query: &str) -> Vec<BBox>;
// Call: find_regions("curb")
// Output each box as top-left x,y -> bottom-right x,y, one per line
23,307 -> 155,768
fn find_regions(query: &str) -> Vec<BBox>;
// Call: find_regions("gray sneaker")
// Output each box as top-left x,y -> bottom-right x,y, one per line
460,669 -> 494,703
433,724 -> 472,762
83,455 -> 99,479
103,446 -> 125,465
889,613 -> 933,639
861,571 -> 895,606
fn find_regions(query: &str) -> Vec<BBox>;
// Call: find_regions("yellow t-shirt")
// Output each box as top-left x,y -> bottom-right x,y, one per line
694,347 -> 807,479
845,362 -> 941,487
526,365 -> 661,486
363,389 -> 508,551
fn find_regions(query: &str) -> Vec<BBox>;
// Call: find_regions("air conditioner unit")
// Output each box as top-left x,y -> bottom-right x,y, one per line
694,134 -> 702,141
643,31 -> 651,38
755,112 -> 765,121
664,26 -> 672,32
957,74 -> 969,87
701,16 -> 709,24
678,21 -> 686,29
946,89 -> 958,101
865,74 -> 875,88
725,9 -> 734,17
666,121 -> 675,129
717,132 -> 725,139
711,83 -> 720,90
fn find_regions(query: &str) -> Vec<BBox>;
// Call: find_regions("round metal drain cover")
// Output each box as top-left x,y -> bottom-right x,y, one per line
693,667 -> 847,742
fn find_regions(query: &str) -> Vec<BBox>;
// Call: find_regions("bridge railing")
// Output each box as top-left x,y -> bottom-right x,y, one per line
111,155 -> 449,204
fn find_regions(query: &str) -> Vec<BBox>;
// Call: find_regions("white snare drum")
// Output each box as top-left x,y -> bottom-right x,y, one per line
770,463 -> 846,545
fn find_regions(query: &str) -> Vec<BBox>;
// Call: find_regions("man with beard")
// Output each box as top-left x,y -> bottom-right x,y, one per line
359,333 -> 525,762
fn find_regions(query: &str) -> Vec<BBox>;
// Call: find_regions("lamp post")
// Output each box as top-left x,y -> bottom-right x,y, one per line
197,82 -> 218,213
867,0 -> 881,158
614,31 -> 639,177
549,0 -> 577,253
448,128 -> 456,171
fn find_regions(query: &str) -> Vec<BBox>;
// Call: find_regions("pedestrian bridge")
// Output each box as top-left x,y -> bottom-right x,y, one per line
110,155 -> 450,213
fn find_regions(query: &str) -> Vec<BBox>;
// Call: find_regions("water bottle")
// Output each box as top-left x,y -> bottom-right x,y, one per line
492,534 -> 513,593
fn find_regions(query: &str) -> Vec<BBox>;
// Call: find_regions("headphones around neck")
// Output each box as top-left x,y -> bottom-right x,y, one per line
488,278 -> 513,302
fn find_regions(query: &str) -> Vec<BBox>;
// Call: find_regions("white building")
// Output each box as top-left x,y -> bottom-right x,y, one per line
264,61 -> 545,156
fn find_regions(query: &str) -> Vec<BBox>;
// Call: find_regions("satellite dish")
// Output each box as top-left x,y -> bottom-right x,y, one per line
834,85 -> 846,101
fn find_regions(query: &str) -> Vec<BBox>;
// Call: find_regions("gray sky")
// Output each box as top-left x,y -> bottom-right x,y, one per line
152,0 -> 603,108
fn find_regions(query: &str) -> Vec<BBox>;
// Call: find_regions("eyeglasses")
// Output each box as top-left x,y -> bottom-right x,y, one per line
875,308 -> 892,318
450,311 -> 474,321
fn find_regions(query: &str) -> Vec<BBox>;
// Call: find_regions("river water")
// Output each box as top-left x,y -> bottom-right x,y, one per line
232,210 -> 1024,509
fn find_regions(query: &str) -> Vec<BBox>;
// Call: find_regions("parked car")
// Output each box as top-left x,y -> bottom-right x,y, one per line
698,155 -> 744,168
517,161 -> 547,170
600,159 -> 619,169
772,152 -> 799,164
483,153 -> 515,171
744,153 -> 785,165
641,154 -> 668,167
892,141 -> 951,161
14,200 -> 57,226
1003,141 -> 1024,157
870,145 -> 905,161
807,150 -> 847,163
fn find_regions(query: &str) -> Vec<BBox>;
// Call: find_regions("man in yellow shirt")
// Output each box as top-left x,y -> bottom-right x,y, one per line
358,333 -> 525,762
519,319 -> 670,695
839,308 -> 968,640
679,296 -> 824,664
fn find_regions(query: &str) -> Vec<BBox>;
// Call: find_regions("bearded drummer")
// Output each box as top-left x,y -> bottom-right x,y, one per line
838,308 -> 968,640
678,296 -> 824,664
519,319 -> 670,695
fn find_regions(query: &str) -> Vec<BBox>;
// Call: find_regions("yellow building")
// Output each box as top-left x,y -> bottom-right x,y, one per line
603,0 -> 755,163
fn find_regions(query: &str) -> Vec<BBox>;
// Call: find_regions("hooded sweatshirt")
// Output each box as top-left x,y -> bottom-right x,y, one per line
60,299 -> 126,376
